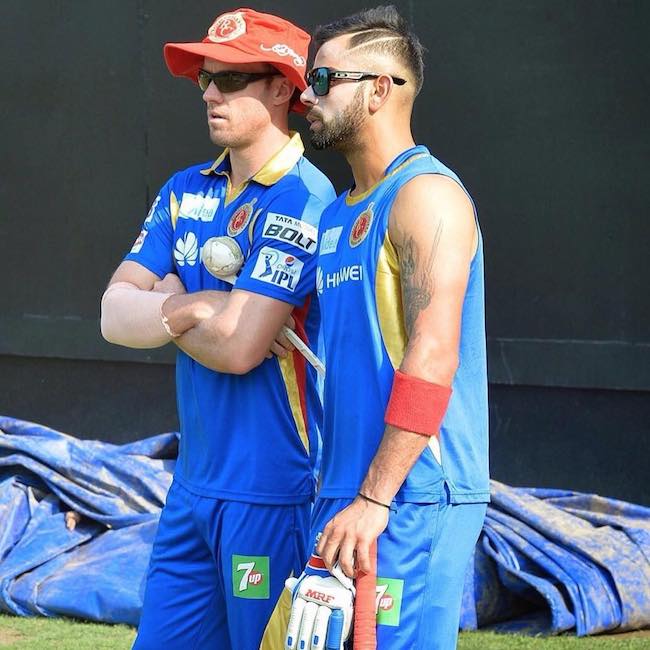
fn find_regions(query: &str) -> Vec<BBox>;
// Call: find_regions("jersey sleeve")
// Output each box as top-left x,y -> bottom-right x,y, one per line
123,177 -> 177,278
235,189 -> 326,306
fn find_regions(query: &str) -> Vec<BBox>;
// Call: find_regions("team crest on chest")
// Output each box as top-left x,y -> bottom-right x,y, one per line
349,202 -> 374,248
227,198 -> 257,237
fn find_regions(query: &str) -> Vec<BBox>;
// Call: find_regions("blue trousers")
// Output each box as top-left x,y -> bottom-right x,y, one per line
133,480 -> 309,650
310,490 -> 486,649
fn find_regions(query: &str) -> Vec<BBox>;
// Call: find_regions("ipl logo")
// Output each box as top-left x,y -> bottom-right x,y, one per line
259,250 -> 280,278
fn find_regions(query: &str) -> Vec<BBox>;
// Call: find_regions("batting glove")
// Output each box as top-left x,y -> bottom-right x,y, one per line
285,546 -> 354,650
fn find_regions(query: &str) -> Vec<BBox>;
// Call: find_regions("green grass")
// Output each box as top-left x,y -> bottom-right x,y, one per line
458,631 -> 650,649
0,615 -> 136,650
0,615 -> 648,649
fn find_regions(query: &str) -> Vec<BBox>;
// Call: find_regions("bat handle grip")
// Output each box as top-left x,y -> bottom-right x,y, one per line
326,609 -> 344,649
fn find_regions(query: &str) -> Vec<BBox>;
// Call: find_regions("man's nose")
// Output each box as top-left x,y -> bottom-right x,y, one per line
203,81 -> 224,103
300,84 -> 317,107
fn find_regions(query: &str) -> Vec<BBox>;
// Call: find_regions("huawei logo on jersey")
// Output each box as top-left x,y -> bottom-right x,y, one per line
349,202 -> 374,247
227,198 -> 257,237
174,232 -> 199,266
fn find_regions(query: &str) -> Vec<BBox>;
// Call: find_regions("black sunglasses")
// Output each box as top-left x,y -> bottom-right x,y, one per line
197,69 -> 279,93
306,66 -> 407,97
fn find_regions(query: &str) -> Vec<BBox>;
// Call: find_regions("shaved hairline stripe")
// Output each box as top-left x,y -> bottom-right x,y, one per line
348,35 -> 404,53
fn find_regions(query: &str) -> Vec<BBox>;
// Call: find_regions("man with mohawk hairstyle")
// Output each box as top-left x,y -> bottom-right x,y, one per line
265,5 -> 490,650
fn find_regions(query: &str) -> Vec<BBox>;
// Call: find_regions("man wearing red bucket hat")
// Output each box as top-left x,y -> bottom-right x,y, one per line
100,8 -> 335,650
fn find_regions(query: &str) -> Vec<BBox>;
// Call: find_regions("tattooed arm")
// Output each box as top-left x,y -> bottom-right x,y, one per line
317,174 -> 478,577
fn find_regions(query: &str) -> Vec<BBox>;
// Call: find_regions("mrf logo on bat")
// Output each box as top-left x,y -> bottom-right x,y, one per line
251,245 -> 304,292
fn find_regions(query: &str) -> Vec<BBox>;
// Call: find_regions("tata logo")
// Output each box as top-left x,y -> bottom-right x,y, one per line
262,213 -> 318,254
323,265 -> 364,290
305,589 -> 335,604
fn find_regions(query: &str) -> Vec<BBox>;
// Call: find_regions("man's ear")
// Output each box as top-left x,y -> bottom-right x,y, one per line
368,75 -> 393,114
271,77 -> 295,107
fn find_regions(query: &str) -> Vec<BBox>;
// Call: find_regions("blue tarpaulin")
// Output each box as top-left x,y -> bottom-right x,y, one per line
1,416 -> 649,635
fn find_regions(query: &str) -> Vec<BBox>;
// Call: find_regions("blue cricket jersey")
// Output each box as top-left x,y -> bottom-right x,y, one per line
316,146 -> 490,504
124,133 -> 336,504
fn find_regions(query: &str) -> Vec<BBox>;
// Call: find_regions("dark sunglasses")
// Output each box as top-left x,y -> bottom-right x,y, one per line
306,66 -> 407,97
197,69 -> 279,93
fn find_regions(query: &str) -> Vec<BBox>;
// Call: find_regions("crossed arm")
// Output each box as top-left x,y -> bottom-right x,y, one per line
101,261 -> 295,374
316,174 -> 478,577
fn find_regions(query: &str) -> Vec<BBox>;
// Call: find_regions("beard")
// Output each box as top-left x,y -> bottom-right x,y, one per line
309,86 -> 366,151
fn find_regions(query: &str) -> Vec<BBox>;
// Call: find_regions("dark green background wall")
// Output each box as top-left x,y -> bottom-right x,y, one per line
1,2 -> 648,502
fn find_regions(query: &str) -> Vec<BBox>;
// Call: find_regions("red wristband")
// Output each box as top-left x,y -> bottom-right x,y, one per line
384,370 -> 452,436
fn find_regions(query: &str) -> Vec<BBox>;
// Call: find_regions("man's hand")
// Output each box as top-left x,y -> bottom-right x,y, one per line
161,290 -> 227,339
266,313 -> 296,359
285,547 -> 354,650
317,497 -> 389,578
153,273 -> 186,295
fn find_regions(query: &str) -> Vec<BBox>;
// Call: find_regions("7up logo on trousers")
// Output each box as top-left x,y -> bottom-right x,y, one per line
375,578 -> 404,626
232,555 -> 269,599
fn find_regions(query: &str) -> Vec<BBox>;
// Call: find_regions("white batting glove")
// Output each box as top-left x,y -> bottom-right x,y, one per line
285,548 -> 354,650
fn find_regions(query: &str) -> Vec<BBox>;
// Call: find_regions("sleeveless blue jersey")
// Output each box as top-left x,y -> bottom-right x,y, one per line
316,145 -> 489,504
124,133 -> 336,504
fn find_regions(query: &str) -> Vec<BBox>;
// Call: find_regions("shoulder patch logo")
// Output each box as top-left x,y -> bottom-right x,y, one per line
144,195 -> 161,224
251,246 -> 304,292
208,12 -> 246,43
262,212 -> 317,254
227,198 -> 257,237
130,229 -> 148,254
174,232 -> 199,267
349,202 -> 374,248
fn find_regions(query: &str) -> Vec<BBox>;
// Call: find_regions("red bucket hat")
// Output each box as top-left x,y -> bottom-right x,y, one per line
164,8 -> 309,113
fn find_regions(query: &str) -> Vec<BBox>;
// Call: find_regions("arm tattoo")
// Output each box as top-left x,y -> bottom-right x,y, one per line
397,222 -> 442,337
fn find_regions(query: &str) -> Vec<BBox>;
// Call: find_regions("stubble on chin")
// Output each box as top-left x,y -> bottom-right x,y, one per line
207,125 -> 241,149
308,88 -> 366,152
